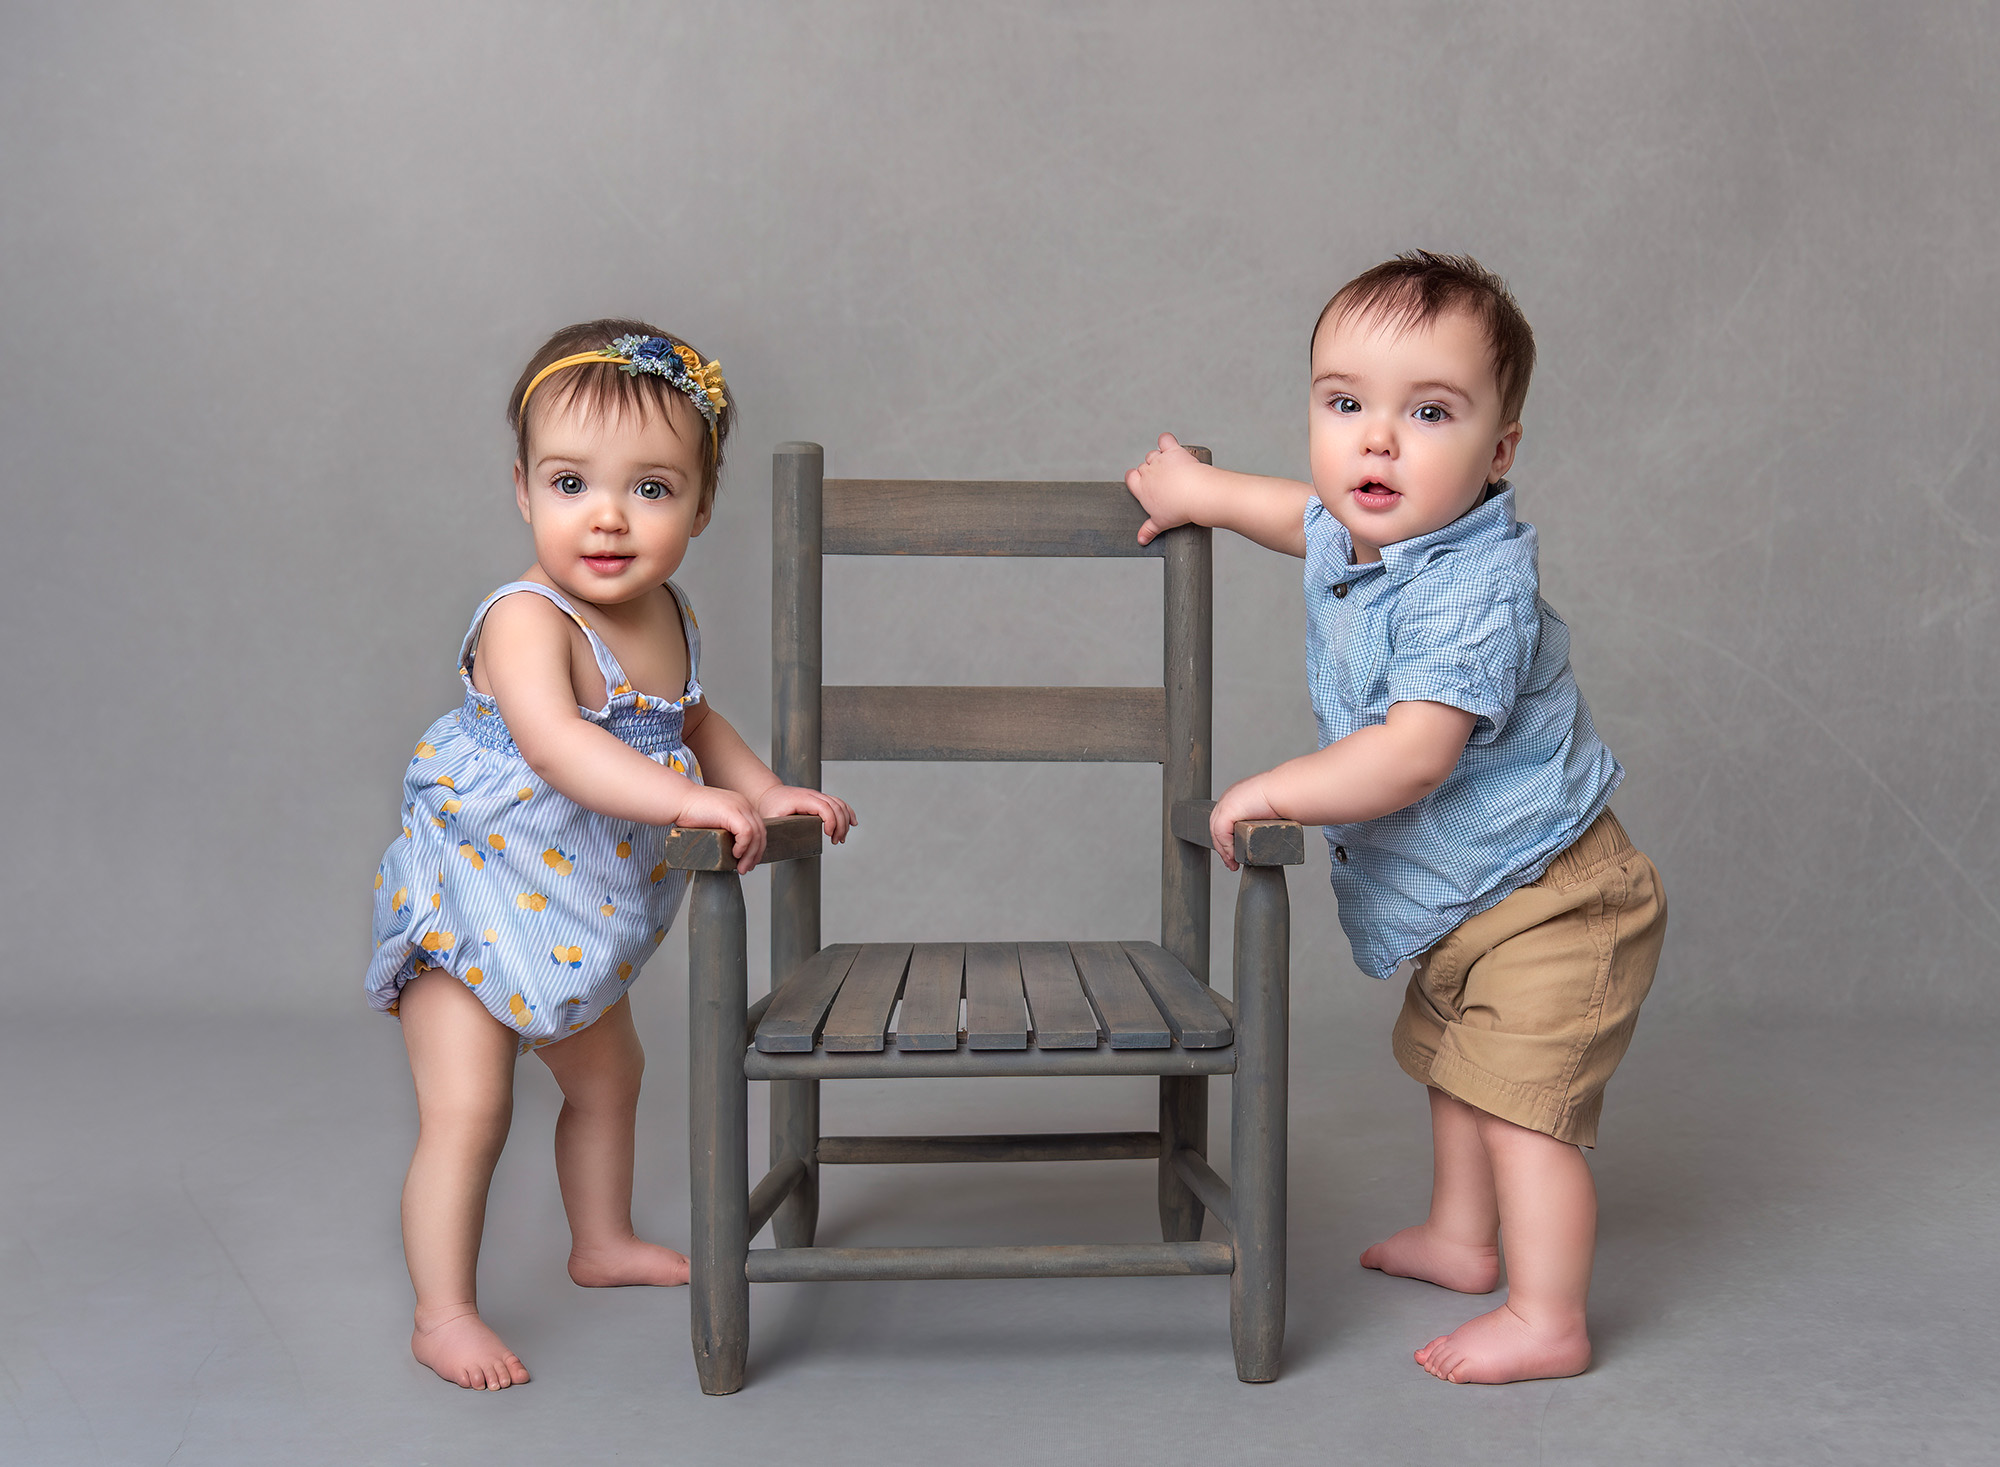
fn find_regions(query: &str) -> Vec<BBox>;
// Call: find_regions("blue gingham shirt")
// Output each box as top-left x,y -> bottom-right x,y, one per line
1303,484 -> 1622,978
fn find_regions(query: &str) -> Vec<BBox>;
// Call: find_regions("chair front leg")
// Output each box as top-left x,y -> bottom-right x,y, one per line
1229,863 -> 1290,1383
688,870 -> 751,1395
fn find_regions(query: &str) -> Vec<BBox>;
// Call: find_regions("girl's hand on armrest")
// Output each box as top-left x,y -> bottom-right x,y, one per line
757,786 -> 857,845
675,783 -> 767,873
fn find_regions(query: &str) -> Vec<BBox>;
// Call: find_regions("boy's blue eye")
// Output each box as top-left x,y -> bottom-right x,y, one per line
635,479 -> 670,501
1415,404 -> 1449,424
555,473 -> 585,495
1331,395 -> 1360,413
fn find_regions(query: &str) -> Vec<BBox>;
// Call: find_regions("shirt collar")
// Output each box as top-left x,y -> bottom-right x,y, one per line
1326,482 -> 1518,587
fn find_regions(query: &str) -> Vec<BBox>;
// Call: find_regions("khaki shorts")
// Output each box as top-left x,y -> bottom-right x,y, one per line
1391,809 -> 1666,1147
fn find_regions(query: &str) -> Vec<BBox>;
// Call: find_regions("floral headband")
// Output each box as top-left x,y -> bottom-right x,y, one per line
518,335 -> 729,447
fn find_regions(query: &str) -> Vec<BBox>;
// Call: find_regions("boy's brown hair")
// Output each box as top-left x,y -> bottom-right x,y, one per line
507,318 -> 736,504
1313,252 -> 1536,426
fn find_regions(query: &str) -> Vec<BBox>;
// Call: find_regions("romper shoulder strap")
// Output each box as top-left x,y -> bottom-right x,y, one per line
458,581 -> 634,709
665,578 -> 702,694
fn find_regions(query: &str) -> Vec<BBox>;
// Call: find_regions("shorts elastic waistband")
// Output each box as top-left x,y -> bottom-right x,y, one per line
1538,807 -> 1633,889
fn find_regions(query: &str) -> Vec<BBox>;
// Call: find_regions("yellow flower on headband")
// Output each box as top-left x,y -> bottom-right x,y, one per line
673,343 -> 730,414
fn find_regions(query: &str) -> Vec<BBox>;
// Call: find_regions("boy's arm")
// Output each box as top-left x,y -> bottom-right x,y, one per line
1208,700 -> 1477,871
1125,433 -> 1313,557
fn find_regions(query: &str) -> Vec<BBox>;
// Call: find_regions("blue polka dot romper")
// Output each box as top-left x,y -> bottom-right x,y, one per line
366,580 -> 702,1051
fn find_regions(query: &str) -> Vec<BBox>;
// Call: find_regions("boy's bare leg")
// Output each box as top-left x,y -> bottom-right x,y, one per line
535,996 -> 689,1287
1416,1108 -> 1595,1384
1360,1087 -> 1502,1293
398,971 -> 532,1389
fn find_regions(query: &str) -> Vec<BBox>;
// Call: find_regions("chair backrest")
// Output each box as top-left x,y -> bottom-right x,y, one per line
769,443 -> 1214,987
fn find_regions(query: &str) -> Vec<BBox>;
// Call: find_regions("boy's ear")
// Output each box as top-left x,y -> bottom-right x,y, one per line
1488,422 -> 1523,485
514,461 -> 532,523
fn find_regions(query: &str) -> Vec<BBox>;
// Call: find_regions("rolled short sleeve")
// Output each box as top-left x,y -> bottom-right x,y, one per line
1384,567 -> 1538,743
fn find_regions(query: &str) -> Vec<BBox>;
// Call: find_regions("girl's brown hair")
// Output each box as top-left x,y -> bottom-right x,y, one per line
507,318 -> 736,503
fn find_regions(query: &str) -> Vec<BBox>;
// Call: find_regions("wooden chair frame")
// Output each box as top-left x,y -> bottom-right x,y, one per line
668,442 -> 1303,1392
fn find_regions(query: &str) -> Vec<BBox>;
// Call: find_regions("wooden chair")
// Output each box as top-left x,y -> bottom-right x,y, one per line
664,442 -> 1304,1393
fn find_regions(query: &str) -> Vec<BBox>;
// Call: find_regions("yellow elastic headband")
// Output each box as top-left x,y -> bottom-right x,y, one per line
519,335 -> 728,447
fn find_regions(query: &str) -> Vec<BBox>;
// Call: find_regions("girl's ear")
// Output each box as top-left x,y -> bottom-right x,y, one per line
514,460 -> 532,523
1488,422 -> 1523,485
691,492 -> 714,538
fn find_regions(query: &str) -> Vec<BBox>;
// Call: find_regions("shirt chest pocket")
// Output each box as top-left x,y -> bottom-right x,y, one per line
1330,604 -> 1391,710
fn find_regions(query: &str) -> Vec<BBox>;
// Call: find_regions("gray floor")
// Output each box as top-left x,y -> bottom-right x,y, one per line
5,981 -> 1996,1467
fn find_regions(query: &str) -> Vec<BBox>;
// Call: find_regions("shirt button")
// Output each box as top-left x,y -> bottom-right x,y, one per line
1333,844 -> 1348,864
1333,583 -> 1349,599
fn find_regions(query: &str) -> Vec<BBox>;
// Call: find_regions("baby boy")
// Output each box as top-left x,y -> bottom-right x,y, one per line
1126,252 -> 1666,1384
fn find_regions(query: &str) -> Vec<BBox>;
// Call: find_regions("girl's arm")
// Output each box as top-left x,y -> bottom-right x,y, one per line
1125,433 -> 1313,557
480,593 -> 835,873
1207,701 -> 1477,871
680,701 -> 855,840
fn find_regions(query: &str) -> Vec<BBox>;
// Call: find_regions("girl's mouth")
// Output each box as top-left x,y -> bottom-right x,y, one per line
1351,481 -> 1401,509
582,555 -> 634,574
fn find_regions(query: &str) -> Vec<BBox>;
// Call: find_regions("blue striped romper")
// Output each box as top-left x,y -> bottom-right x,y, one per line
366,580 -> 702,1051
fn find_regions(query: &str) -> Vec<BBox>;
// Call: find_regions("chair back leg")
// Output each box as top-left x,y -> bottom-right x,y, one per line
769,857 -> 821,1246
689,870 -> 751,1394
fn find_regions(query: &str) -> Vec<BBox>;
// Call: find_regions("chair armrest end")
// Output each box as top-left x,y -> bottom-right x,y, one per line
1169,798 -> 1306,867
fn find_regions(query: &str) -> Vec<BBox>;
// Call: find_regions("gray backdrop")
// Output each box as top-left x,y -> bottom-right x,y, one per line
3,1 -> 1995,1022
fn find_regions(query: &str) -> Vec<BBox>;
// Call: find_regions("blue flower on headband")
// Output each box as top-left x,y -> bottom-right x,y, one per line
608,334 -> 727,428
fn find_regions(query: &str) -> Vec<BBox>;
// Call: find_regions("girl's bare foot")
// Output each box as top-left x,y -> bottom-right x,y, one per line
411,1307 -> 531,1390
1414,1302 -> 1591,1384
568,1236 -> 690,1288
1360,1223 -> 1501,1294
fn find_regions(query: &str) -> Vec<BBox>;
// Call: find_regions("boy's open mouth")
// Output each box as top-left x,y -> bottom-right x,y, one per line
1351,480 -> 1400,507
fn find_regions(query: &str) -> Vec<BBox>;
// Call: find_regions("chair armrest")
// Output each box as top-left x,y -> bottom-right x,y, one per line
1170,799 -> 1306,867
660,815 -> 825,872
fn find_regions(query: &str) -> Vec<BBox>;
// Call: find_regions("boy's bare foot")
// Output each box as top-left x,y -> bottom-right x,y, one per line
1360,1224 -> 1501,1294
411,1308 -> 531,1390
568,1237 -> 690,1288
1414,1302 -> 1591,1384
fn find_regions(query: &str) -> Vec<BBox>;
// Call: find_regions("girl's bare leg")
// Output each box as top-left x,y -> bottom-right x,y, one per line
1360,1087 -> 1503,1293
398,970 -> 531,1389
534,996 -> 689,1286
1415,1108 -> 1596,1384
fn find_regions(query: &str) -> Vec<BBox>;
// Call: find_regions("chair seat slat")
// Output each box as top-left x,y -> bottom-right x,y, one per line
824,479 -> 1163,558
1120,942 -> 1233,1048
1069,942 -> 1171,1049
821,944 -> 913,1052
895,944 -> 964,1051
963,943 -> 1029,1049
1018,942 -> 1100,1049
823,686 -> 1166,763
754,944 -> 862,1053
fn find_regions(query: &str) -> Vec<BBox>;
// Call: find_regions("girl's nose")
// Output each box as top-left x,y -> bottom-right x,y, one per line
590,494 -> 628,531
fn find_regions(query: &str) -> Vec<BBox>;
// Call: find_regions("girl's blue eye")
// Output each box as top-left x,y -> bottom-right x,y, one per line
555,473 -> 585,495
1331,395 -> 1360,413
1415,404 -> 1448,424
635,479 -> 670,501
